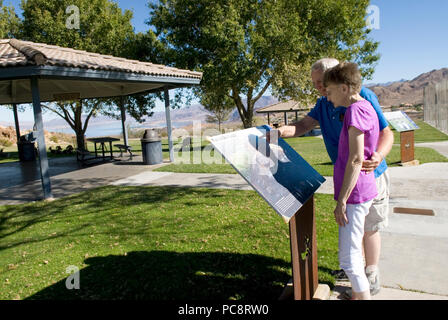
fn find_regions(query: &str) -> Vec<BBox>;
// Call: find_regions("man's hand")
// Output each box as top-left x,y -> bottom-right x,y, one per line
362,151 -> 383,173
265,129 -> 280,144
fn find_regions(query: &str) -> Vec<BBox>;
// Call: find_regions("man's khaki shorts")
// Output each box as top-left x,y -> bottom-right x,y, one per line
365,169 -> 390,232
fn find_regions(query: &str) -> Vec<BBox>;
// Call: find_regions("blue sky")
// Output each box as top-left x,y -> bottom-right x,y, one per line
1,0 -> 448,122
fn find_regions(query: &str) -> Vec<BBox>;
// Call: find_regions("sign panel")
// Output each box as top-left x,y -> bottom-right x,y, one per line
384,111 -> 419,132
209,125 -> 325,223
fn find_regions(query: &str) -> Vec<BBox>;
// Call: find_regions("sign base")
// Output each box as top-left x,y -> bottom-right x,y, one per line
399,159 -> 420,167
278,281 -> 330,300
288,195 -> 318,300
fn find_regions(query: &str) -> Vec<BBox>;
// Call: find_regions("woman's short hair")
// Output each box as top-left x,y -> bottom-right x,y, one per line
323,62 -> 362,92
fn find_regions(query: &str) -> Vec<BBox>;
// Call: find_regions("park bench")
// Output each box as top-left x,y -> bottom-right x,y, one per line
76,148 -> 96,165
114,144 -> 133,160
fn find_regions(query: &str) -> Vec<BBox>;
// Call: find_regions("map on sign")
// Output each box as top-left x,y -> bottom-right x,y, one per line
384,111 -> 419,132
209,125 -> 326,223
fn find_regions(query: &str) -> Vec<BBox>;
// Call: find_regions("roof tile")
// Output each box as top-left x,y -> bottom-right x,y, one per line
0,39 -> 202,80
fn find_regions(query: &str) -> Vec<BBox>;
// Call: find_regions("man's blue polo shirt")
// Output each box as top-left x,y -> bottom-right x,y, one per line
307,86 -> 388,178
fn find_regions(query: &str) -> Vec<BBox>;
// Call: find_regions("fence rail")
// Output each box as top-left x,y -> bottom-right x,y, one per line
424,79 -> 448,134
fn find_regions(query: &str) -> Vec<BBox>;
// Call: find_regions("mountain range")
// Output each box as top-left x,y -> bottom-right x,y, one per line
367,68 -> 448,106
1,96 -> 279,132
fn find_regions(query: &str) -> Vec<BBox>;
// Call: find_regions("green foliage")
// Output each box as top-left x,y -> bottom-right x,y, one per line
19,0 -> 134,56
148,0 -> 380,127
0,0 -> 20,38
203,91 -> 234,131
0,137 -> 13,147
17,0 -> 159,147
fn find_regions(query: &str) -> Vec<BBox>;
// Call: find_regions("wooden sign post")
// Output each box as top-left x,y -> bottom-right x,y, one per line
383,111 -> 420,166
208,126 -> 327,300
400,130 -> 417,164
289,194 -> 318,300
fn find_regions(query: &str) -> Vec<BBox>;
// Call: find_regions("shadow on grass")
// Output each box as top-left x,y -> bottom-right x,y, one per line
26,250 -> 291,300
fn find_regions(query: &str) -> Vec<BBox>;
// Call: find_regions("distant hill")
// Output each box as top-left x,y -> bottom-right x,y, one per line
1,96 -> 279,132
367,68 -> 448,106
228,96 -> 279,122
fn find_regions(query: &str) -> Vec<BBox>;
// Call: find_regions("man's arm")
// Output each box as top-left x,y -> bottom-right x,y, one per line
278,115 -> 318,138
360,87 -> 394,172
362,126 -> 394,172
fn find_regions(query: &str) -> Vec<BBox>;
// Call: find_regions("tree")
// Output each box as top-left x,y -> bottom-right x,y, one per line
203,93 -> 234,132
149,0 -> 380,128
18,0 -> 158,150
0,0 -> 19,38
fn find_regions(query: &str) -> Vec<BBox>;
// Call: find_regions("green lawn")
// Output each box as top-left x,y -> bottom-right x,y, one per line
156,134 -> 448,177
155,136 -> 334,176
2,120 -> 447,171
392,120 -> 448,143
0,187 -> 338,300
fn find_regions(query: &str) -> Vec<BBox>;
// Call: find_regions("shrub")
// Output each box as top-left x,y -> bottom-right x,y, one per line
0,137 -> 13,147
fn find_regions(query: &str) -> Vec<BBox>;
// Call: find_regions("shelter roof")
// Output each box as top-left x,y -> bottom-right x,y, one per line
0,39 -> 202,79
0,39 -> 202,104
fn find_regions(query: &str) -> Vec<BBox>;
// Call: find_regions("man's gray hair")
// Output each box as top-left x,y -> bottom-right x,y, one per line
311,58 -> 340,73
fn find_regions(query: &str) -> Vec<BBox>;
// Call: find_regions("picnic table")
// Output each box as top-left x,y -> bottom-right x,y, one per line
86,137 -> 120,161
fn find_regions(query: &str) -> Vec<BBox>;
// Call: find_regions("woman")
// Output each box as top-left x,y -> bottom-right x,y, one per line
323,62 -> 379,300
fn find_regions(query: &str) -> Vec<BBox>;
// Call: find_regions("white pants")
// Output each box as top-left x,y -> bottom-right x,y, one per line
338,200 -> 373,293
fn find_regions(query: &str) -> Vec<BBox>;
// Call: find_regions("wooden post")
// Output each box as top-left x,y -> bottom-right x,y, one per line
12,103 -> 21,142
267,112 -> 270,125
30,77 -> 53,200
164,87 -> 174,162
400,130 -> 415,163
288,195 -> 318,300
119,96 -> 129,147
284,112 -> 288,125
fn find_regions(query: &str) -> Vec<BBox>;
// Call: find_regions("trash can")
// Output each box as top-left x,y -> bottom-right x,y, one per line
18,133 -> 37,162
141,129 -> 163,165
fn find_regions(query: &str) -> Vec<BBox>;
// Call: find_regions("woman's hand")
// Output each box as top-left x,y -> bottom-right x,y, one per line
334,201 -> 349,227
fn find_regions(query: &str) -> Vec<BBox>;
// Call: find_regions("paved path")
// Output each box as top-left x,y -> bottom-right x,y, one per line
416,140 -> 448,158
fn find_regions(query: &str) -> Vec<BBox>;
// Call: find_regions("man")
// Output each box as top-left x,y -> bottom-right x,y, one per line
277,58 -> 393,297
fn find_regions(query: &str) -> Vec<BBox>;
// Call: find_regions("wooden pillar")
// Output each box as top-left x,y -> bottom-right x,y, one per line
30,77 -> 53,200
400,130 -> 415,163
12,103 -> 21,142
119,96 -> 129,147
164,87 -> 174,162
295,111 -> 298,122
267,112 -> 270,125
289,195 -> 318,300
284,112 -> 288,125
